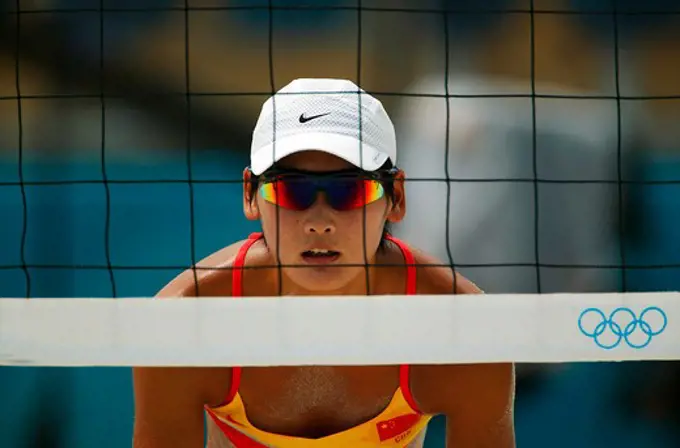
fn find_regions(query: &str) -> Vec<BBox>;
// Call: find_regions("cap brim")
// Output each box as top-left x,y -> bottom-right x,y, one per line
250,132 -> 390,175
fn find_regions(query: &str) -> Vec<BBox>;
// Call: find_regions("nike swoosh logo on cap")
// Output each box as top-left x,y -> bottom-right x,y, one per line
299,112 -> 330,123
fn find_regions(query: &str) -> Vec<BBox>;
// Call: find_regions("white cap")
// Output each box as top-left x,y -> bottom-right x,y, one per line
250,78 -> 397,175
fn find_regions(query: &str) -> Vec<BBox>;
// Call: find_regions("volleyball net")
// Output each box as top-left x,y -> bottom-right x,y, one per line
1,293 -> 679,366
1,2 -> 680,371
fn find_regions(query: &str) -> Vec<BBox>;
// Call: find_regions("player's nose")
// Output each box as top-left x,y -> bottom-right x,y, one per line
304,195 -> 336,235
304,220 -> 336,235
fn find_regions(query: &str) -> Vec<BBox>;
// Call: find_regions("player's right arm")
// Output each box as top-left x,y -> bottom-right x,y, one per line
133,366 -> 227,448
133,244 -> 241,447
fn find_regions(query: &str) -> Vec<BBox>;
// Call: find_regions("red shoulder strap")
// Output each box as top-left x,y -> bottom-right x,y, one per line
400,365 -> 422,414
386,234 -> 421,413
231,232 -> 263,297
384,234 -> 417,295
226,232 -> 262,403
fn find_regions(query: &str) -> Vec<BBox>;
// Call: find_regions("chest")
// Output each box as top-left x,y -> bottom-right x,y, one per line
238,365 -> 399,438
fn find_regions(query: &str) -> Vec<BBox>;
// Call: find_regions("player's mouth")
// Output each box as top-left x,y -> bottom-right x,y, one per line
301,248 -> 341,264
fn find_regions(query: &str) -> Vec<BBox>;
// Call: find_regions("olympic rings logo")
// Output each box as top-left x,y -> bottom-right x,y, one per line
578,307 -> 667,349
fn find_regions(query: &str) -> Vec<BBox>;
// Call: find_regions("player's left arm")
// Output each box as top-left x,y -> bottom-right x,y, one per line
429,362 -> 516,448
410,249 -> 516,447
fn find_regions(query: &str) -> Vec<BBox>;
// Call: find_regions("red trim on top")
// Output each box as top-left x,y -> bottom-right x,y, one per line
399,365 -> 422,414
384,234 -> 417,295
206,410 -> 269,448
225,232 -> 262,404
231,232 -> 263,297
225,366 -> 242,404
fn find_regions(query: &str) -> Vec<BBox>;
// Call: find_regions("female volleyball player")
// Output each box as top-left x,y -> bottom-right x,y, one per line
133,79 -> 515,447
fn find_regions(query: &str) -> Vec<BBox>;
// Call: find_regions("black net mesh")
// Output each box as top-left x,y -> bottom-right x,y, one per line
3,1 -> 679,299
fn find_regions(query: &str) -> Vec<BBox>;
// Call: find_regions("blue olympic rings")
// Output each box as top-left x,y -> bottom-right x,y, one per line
578,306 -> 667,350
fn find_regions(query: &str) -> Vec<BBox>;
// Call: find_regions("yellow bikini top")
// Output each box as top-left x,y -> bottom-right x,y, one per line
205,365 -> 431,447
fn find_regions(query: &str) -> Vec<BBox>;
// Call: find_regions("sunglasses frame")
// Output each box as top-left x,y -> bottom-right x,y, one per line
249,166 -> 399,211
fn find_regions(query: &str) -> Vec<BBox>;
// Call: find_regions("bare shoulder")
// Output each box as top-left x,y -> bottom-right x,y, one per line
156,236 -> 272,298
406,243 -> 483,295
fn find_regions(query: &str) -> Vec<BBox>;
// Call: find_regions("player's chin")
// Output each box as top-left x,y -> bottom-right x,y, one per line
284,266 -> 360,292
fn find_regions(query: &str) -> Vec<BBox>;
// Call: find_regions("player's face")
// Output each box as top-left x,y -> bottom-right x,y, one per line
247,151 -> 402,292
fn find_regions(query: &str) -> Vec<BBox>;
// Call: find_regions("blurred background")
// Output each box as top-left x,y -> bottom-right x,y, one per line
1,0 -> 679,446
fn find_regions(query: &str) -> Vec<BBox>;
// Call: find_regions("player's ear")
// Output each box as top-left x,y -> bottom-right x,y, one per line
243,168 -> 261,220
386,169 -> 406,223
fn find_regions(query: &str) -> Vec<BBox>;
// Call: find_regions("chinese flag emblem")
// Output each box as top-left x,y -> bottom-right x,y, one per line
376,413 -> 420,442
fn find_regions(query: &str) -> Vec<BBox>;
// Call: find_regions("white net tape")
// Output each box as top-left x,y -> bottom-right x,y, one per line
0,292 -> 678,367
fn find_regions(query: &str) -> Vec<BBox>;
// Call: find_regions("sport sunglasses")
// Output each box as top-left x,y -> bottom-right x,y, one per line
257,169 -> 395,212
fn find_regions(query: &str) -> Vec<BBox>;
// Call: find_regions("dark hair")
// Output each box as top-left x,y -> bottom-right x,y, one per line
377,160 -> 396,252
248,160 -> 397,253
379,222 -> 393,252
